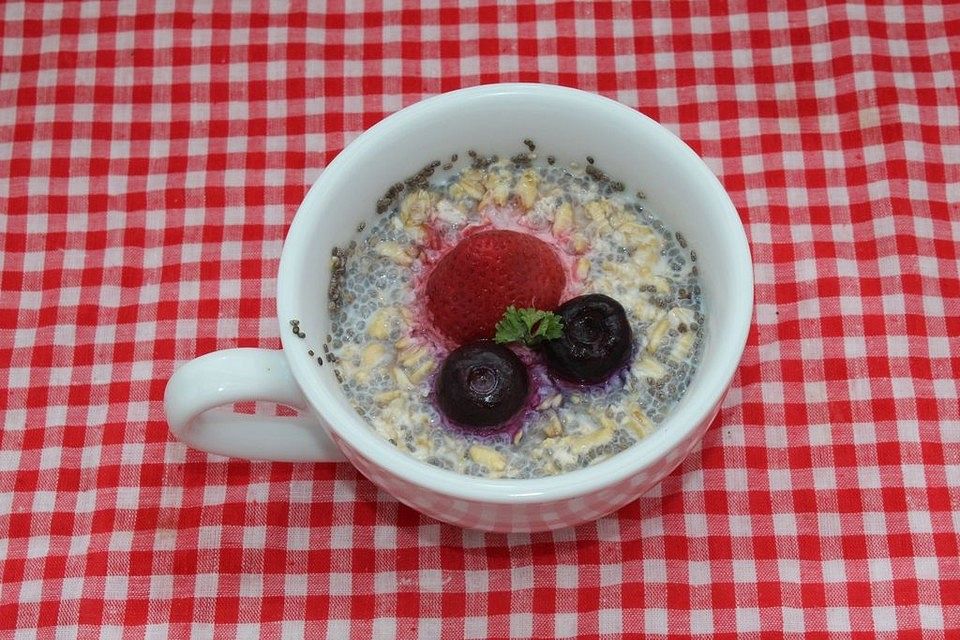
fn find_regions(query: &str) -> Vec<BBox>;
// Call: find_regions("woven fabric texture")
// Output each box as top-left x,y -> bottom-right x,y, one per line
1,2 -> 958,637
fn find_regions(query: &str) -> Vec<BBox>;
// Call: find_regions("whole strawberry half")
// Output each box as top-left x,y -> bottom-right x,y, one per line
426,230 -> 566,344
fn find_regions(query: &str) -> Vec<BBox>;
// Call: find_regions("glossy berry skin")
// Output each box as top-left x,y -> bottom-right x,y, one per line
541,294 -> 633,384
436,341 -> 530,430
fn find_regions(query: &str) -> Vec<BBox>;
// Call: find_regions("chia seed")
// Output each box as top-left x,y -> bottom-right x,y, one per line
547,156 -> 555,165
356,222 -> 366,233
470,152 -> 497,170
404,160 -> 443,189
676,232 -> 688,248
317,356 -> 323,365
510,153 -> 532,166
523,138 -> 536,152
585,164 -> 606,182
328,245 -> 348,311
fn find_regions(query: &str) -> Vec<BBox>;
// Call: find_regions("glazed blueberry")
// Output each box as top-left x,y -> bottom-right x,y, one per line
541,294 -> 633,384
436,341 -> 529,430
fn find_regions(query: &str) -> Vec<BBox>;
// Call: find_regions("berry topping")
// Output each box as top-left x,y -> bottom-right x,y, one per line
541,294 -> 633,384
436,341 -> 530,430
425,230 -> 565,345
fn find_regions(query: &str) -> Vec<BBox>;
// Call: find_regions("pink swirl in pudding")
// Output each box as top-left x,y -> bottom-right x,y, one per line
408,204 -> 585,352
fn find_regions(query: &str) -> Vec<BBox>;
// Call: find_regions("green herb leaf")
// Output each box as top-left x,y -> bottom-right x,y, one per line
494,306 -> 564,346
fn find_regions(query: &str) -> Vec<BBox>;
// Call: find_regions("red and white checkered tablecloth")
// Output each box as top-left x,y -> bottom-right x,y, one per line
1,1 -> 958,637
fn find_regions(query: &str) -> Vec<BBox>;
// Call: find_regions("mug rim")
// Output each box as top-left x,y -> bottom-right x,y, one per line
278,83 -> 753,504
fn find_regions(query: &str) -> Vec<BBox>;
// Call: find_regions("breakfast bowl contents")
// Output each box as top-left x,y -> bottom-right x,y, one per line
165,84 -> 753,532
325,151 -> 704,478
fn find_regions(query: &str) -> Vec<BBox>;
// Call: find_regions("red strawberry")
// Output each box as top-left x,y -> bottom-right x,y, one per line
426,230 -> 566,344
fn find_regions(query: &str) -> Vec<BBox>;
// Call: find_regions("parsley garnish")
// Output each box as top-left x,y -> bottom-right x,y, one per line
494,306 -> 564,347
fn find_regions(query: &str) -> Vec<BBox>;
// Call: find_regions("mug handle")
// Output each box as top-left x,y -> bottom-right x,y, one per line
164,348 -> 346,462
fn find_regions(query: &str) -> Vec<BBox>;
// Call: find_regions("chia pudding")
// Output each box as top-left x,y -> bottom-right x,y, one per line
324,148 -> 704,479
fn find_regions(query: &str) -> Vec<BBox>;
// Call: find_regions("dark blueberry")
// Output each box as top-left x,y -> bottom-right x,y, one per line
541,294 -> 633,384
436,341 -> 529,431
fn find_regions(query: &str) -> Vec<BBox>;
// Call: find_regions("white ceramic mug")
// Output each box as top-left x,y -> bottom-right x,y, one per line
164,84 -> 753,532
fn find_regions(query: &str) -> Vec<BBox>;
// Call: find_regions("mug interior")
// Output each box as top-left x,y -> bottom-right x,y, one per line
278,84 -> 752,501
